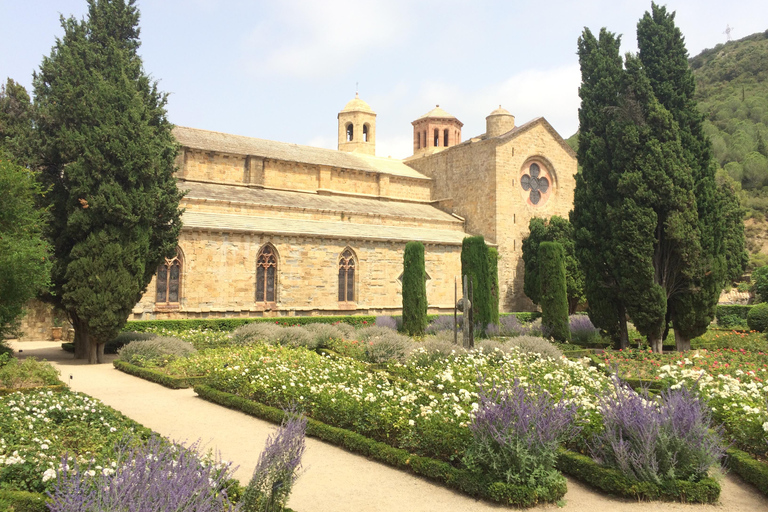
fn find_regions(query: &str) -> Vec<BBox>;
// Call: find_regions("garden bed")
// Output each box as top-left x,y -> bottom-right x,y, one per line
113,360 -> 206,389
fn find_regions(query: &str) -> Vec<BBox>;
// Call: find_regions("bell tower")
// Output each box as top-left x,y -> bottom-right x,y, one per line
337,93 -> 376,155
411,105 -> 463,156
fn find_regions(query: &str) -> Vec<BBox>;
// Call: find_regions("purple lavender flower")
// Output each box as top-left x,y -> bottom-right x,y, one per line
568,315 -> 600,346
499,315 -> 523,336
375,315 -> 398,330
591,379 -> 725,483
426,315 -> 461,334
464,375 -> 580,486
241,411 -> 307,512
48,436 -> 238,512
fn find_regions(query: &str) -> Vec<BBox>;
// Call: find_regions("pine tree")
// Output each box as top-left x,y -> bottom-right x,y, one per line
402,241 -> 427,336
571,28 -> 630,348
538,242 -> 570,342
33,0 -> 183,363
637,3 -> 746,350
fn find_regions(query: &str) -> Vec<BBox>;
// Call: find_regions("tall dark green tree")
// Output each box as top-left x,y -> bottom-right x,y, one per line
522,216 -> 585,314
0,79 -> 35,167
402,241 -> 427,336
571,28 -> 630,348
461,236 -> 493,332
637,3 -> 746,350
33,0 -> 183,363
538,242 -> 570,342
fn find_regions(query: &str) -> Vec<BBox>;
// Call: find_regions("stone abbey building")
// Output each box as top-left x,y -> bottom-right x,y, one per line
131,95 -> 577,320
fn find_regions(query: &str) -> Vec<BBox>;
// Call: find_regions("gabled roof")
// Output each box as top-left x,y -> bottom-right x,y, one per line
173,126 -> 429,180
495,117 -> 577,158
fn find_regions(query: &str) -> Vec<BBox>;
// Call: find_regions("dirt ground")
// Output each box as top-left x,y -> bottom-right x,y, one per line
10,341 -> 768,512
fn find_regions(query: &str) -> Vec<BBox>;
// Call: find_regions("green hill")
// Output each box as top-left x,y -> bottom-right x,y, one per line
692,30 -> 768,267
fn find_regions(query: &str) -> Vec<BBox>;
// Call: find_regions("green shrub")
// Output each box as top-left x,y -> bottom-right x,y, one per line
717,313 -> 748,329
302,323 -> 344,348
402,241 -> 428,336
716,304 -> 752,323
538,242 -> 570,342
230,322 -> 283,345
0,489 -> 48,512
355,327 -> 413,364
462,236 -> 493,334
0,356 -> 61,389
752,265 -> 768,303
117,337 -> 197,367
747,302 -> 768,332
409,334 -> 465,365
506,336 -> 564,360
105,331 -> 156,354
0,341 -> 13,362
125,315 -> 378,334
275,326 -> 318,350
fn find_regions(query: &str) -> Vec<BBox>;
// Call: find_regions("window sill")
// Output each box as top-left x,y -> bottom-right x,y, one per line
154,303 -> 180,311
337,302 -> 357,311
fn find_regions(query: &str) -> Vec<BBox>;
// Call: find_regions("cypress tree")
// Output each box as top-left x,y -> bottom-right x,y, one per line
522,216 -> 585,313
33,0 -> 183,363
461,236 -> 492,332
571,28 -> 630,348
402,241 -> 427,336
637,3 -> 746,350
538,242 -> 570,342
488,247 -> 499,325
0,79 -> 35,167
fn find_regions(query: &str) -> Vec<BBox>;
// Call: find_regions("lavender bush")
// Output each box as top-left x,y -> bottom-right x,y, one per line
568,315 -> 602,347
426,315 -> 461,334
241,412 -> 307,512
374,315 -> 398,330
499,315 -> 524,336
464,376 -> 580,488
591,380 -> 725,483
48,436 -> 238,512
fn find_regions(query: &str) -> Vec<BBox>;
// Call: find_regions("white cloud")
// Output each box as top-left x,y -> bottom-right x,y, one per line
242,0 -> 410,77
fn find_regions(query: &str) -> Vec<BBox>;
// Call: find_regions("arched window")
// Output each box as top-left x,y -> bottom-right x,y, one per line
256,244 -> 278,303
417,131 -> 421,149
444,129 -> 449,147
338,249 -> 356,302
363,124 -> 369,142
434,128 -> 439,147
156,248 -> 182,305
346,123 -> 354,142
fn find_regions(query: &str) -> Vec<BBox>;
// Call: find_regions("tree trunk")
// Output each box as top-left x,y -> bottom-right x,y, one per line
87,338 -> 98,364
72,315 -> 88,360
674,328 -> 691,352
618,305 -> 629,350
648,334 -> 663,353
96,343 -> 105,364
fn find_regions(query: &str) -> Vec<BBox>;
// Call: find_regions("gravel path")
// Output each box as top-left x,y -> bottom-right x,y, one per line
11,341 -> 768,512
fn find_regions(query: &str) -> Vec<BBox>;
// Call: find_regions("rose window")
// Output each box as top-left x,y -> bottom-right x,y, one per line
521,163 -> 550,205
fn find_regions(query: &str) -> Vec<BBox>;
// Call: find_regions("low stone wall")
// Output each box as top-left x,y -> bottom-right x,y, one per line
16,299 -> 54,341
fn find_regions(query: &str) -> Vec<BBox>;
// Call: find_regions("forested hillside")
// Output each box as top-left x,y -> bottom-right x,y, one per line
567,29 -> 768,271
692,30 -> 768,268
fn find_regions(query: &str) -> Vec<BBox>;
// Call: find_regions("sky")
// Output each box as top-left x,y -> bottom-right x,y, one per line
1,0 -> 767,159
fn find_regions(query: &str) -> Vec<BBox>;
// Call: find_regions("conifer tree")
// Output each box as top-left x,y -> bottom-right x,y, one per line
461,236 -> 493,332
33,0 -> 183,363
571,28 -> 630,348
637,3 -> 746,349
538,242 -> 570,342
0,79 -> 35,167
522,216 -> 585,313
402,241 -> 427,336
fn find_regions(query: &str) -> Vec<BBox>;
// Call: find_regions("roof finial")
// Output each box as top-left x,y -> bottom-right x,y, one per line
356,82 -> 359,98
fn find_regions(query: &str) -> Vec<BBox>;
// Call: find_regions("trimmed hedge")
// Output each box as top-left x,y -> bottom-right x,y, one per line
193,384 -> 566,507
0,490 -> 48,512
726,447 -> 768,497
556,449 -> 720,502
747,303 -> 768,332
125,315 -> 380,333
112,360 -> 206,389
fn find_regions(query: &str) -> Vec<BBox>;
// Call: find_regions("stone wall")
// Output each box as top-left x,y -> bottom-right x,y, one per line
15,299 -> 54,341
132,230 -> 462,319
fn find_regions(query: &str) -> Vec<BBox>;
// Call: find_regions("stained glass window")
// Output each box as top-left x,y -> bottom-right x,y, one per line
521,162 -> 550,205
256,245 -> 277,303
338,249 -> 356,302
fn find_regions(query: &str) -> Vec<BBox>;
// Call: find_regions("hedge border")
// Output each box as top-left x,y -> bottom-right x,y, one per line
556,449 -> 720,502
193,384 -> 565,508
716,304 -> 753,322
725,447 -> 768,497
112,360 -> 206,389
0,489 -> 48,512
